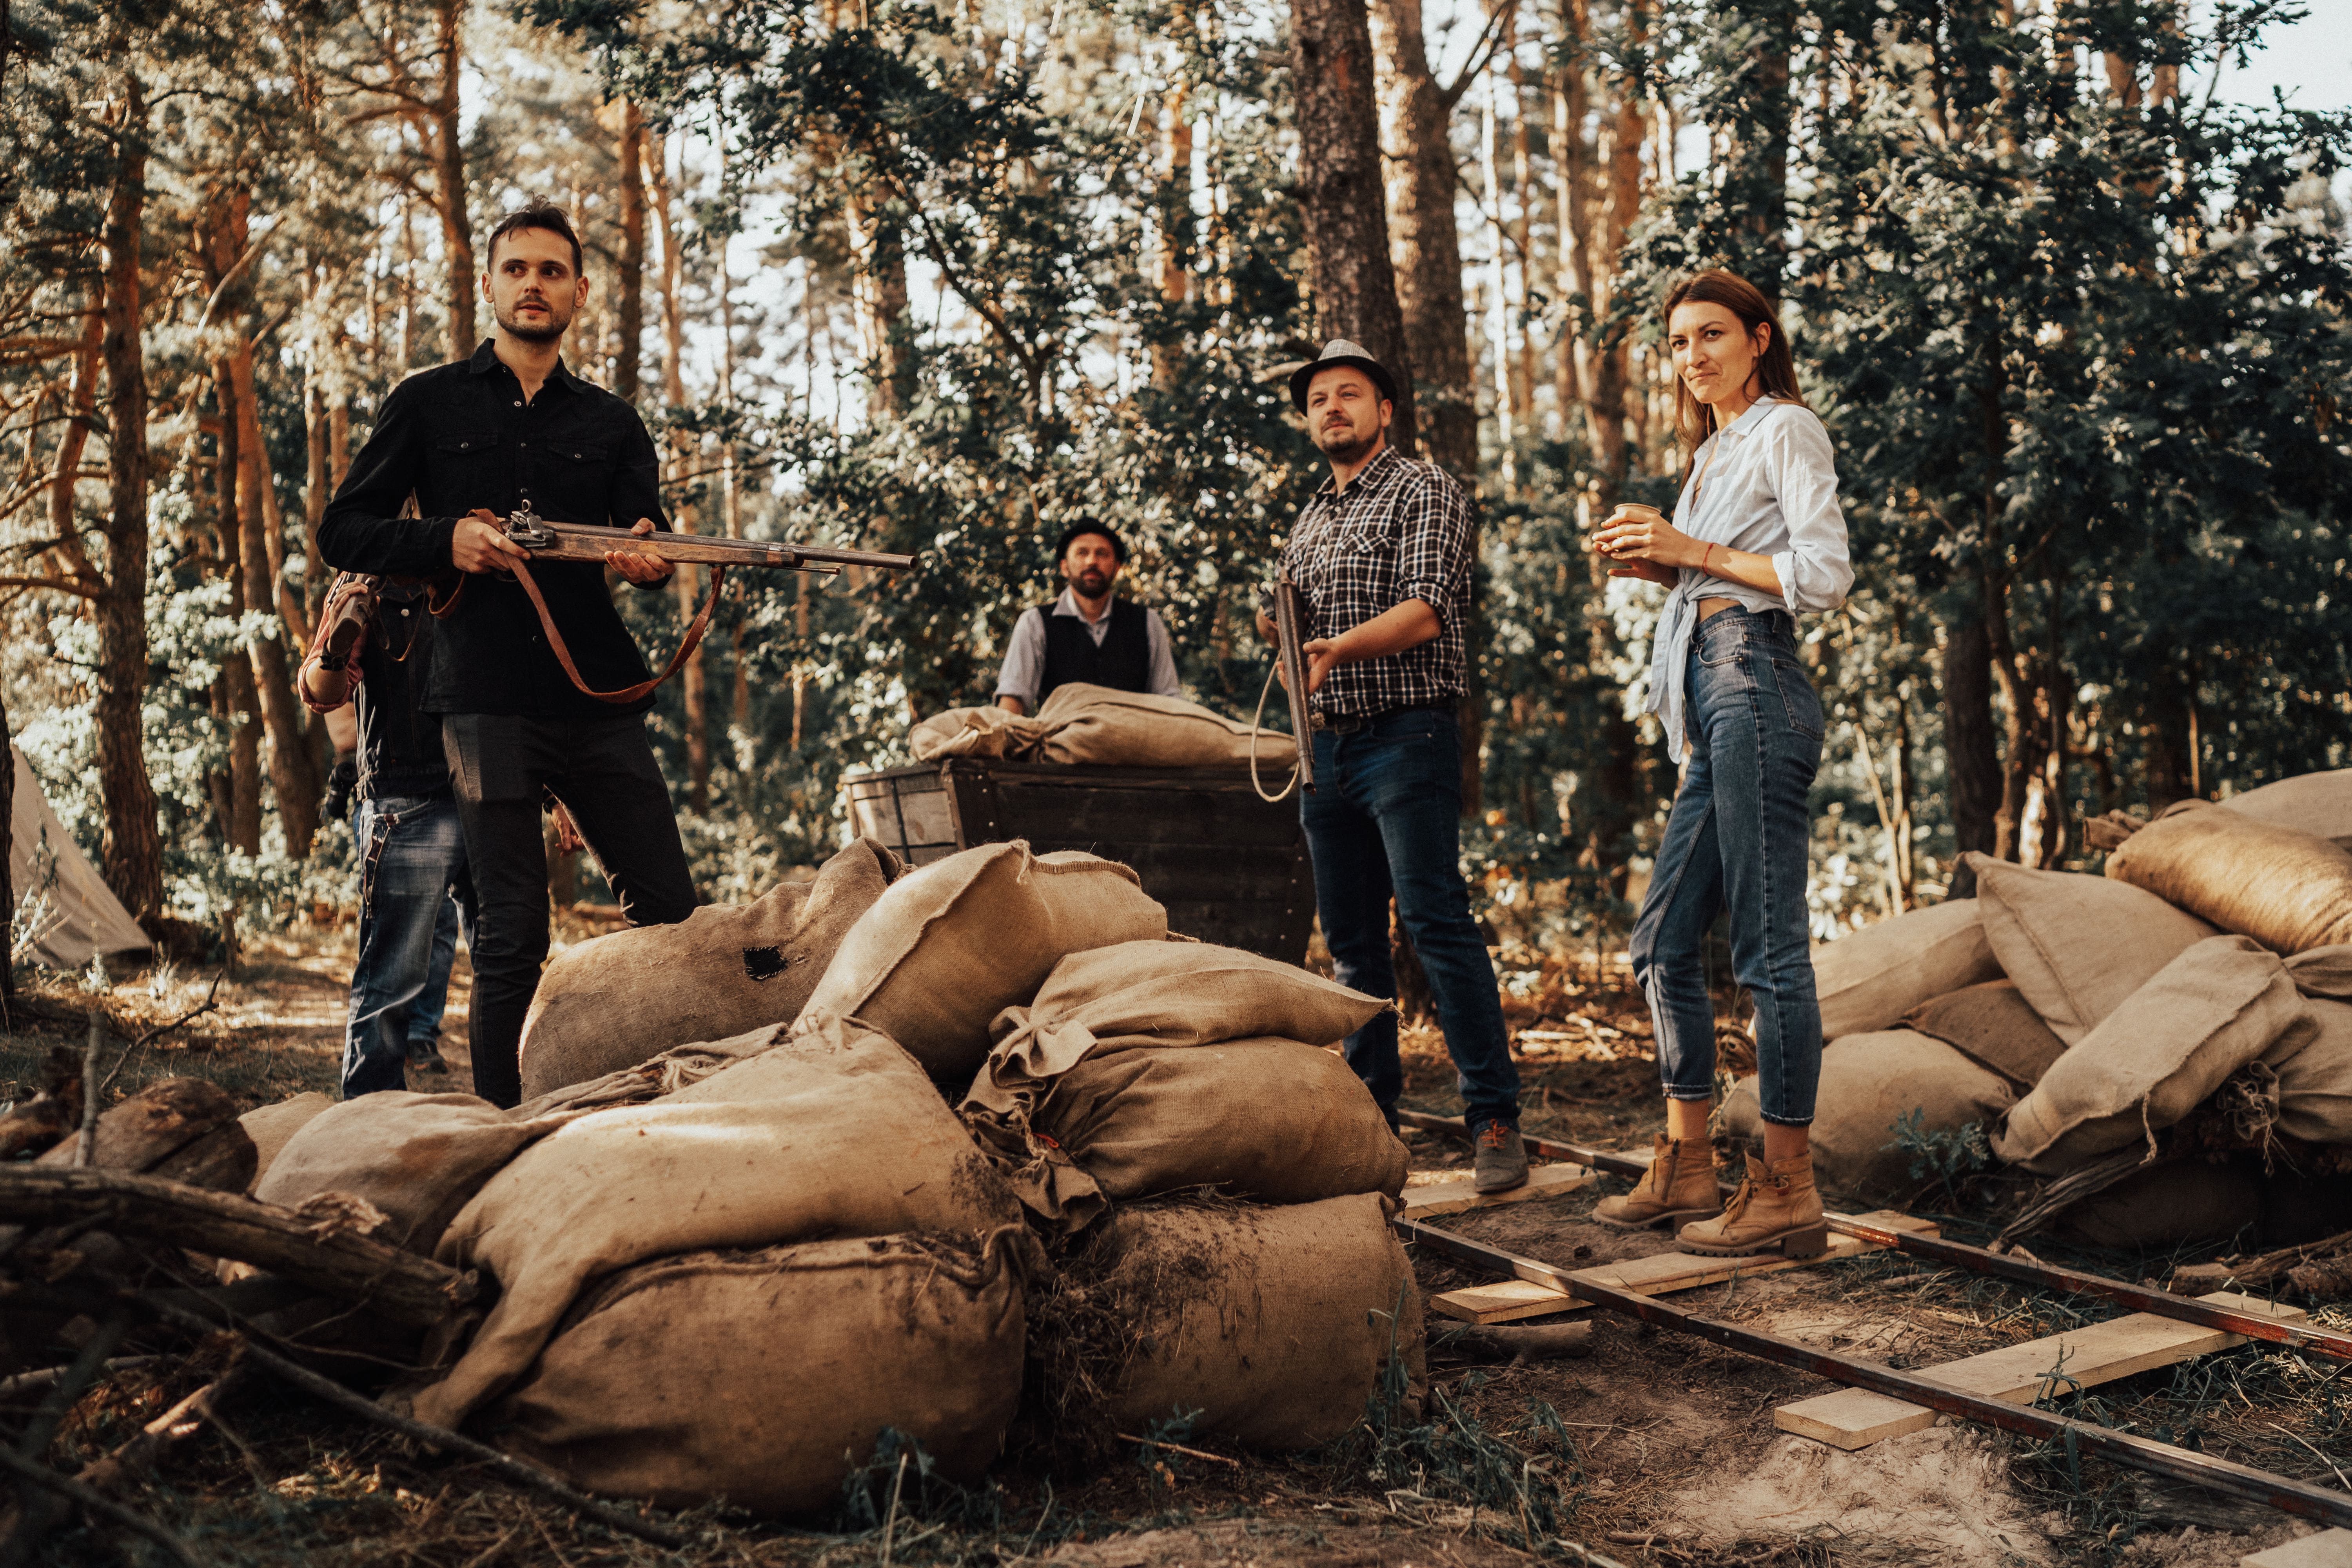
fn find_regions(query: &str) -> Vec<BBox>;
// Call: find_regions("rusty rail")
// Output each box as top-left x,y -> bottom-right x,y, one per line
1394,1216 -> 2352,1530
1398,1111 -> 2352,1363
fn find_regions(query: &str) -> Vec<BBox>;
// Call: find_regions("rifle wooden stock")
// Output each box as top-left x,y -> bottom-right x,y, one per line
319,573 -> 382,669
1273,573 -> 1316,792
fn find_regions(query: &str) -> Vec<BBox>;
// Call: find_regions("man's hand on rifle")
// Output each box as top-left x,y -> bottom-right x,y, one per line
606,518 -> 673,588
454,508 -> 532,574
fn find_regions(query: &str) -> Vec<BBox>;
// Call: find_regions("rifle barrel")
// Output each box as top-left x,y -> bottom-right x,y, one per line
513,518 -> 915,572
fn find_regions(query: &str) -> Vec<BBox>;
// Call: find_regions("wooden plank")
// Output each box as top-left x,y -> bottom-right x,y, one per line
2241,1528 -> 2352,1568
1428,1210 -> 1940,1326
1776,1290 -> 2310,1452
1399,1163 -> 1596,1219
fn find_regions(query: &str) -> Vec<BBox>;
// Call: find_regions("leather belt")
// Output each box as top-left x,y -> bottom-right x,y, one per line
1316,699 -> 1457,736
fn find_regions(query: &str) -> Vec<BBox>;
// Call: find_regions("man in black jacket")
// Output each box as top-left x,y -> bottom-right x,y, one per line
993,520 -> 1181,714
318,202 -> 694,1107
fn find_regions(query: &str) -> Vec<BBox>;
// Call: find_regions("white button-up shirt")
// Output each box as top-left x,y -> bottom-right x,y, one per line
1646,397 -> 1853,763
993,588 -> 1181,709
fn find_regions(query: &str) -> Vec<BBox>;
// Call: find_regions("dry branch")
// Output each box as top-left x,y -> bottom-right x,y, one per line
0,1447 -> 204,1568
0,1169 -> 475,1330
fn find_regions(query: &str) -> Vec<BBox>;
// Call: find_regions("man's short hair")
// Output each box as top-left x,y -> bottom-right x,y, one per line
486,202 -> 584,276
1054,519 -> 1126,564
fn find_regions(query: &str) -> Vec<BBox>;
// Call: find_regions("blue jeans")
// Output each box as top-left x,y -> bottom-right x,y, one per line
1300,707 -> 1520,1128
344,790 -> 472,1098
1630,607 -> 1825,1126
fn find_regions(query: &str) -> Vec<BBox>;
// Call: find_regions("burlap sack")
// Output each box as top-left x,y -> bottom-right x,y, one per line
1811,898 -> 2002,1040
405,1017 -> 1018,1430
2277,999 -> 2352,1145
238,1093 -> 333,1192
516,838 -> 902,1100
2050,1161 -> 2263,1250
512,1025 -> 787,1118
2105,800 -> 2352,956
256,1093 -> 577,1254
2218,769 -> 2352,849
1028,1038 -> 1406,1205
1899,980 -> 2067,1092
800,841 -> 1168,1081
1034,682 -> 1291,768
1965,851 -> 2216,1043
909,704 -> 1051,762
1994,936 -> 2307,1174
486,1229 -> 1027,1516
1807,1031 -> 2014,1197
1042,1194 -> 1422,1452
2284,946 -> 2352,999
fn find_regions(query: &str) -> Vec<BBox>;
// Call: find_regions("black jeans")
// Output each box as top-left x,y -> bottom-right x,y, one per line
442,713 -> 697,1105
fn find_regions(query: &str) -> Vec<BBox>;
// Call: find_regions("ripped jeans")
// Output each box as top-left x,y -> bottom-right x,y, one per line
1630,607 -> 1825,1126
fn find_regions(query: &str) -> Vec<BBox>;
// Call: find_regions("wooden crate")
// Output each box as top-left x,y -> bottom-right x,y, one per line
843,759 -> 1316,963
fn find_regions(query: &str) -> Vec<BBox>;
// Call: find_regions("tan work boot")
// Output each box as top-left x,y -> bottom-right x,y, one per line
1676,1150 -> 1828,1258
1592,1133 -> 1722,1230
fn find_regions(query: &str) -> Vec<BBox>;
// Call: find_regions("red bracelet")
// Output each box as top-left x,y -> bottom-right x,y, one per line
1702,543 -> 1715,574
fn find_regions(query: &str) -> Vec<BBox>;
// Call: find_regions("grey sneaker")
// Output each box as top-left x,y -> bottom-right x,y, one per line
1472,1120 -> 1529,1194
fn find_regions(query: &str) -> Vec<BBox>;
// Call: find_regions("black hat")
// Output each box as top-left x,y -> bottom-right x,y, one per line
1053,518 -> 1126,564
1287,339 -> 1398,411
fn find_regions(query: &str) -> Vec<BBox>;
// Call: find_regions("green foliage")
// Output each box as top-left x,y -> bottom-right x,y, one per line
1888,1107 -> 1996,1207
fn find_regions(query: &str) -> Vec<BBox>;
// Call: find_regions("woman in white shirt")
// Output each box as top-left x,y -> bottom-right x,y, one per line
1586,268 -> 1853,1259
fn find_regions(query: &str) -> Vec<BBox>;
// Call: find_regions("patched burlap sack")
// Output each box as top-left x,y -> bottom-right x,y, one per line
1994,936 -> 2308,1174
2051,1161 -> 2263,1250
1034,682 -> 1292,768
1808,1031 -> 2014,1198
801,842 -> 1168,1081
1025,1038 -> 1406,1205
405,1017 -> 1018,1430
2218,769 -> 2352,849
2277,999 -> 2352,1145
2105,801 -> 2352,956
909,704 -> 1050,762
238,1093 -> 333,1191
1037,1194 -> 1422,1452
1965,851 -> 2217,1043
1811,898 -> 2002,1040
961,940 -> 1390,1223
516,838 -> 901,1100
486,1229 -> 1028,1516
1900,980 -> 2068,1092
256,1093 -> 577,1254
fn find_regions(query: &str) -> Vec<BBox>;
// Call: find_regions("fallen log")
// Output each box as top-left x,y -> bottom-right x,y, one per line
0,1048 -> 82,1161
2172,1229 -> 2352,1297
0,1169 -> 475,1330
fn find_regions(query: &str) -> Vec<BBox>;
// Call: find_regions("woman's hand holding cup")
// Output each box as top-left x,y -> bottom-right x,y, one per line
1594,503 -> 1682,585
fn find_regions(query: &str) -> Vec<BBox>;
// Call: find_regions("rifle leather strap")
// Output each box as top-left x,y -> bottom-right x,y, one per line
507,558 -> 726,706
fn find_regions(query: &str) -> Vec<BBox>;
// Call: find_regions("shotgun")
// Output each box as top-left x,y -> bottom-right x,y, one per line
318,572 -> 383,670
500,500 -> 916,576
1272,572 -> 1317,793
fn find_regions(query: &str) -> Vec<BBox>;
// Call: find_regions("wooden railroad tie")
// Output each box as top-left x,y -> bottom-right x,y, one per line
1776,1290 -> 2311,1452
1399,1161 -> 1597,1220
1429,1210 -> 1940,1325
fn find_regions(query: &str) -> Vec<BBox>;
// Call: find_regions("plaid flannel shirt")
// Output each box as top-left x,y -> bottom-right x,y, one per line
1277,445 -> 1474,719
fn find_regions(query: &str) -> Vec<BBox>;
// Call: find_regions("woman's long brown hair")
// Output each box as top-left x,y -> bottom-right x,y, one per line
1663,269 -> 1806,457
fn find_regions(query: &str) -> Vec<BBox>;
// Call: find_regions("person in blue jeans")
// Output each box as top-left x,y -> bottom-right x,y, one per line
1260,341 -> 1524,1194
302,576 -> 475,1097
1588,269 -> 1853,1256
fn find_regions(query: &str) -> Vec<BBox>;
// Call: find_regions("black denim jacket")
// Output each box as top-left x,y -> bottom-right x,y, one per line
318,341 -> 672,719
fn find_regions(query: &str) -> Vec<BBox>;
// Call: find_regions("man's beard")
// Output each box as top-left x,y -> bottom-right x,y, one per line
1070,569 -> 1111,597
497,300 -> 570,344
1314,420 -> 1377,465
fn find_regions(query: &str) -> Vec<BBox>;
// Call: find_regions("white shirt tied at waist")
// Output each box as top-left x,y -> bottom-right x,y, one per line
1646,396 -> 1854,764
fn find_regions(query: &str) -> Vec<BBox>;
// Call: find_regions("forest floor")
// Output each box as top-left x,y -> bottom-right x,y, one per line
1,929 -> 2347,1568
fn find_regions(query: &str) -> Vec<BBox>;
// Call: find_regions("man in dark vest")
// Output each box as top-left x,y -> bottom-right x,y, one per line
994,519 -> 1180,714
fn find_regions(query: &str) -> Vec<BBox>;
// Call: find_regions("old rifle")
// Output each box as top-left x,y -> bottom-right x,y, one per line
1250,571 -> 1319,802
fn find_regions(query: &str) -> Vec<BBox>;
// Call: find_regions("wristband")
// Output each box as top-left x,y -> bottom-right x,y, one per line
1701,543 -> 1715,574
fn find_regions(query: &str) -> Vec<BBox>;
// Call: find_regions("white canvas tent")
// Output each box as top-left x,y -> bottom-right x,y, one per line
9,744 -> 150,969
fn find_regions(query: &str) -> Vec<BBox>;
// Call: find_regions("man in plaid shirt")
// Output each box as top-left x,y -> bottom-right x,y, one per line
1263,341 -> 1525,1192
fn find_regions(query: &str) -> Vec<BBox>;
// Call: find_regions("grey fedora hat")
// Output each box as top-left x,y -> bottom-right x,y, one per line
1287,339 -> 1398,410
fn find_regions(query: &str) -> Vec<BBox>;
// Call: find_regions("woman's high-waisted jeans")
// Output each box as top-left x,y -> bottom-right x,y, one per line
1630,606 -> 1826,1126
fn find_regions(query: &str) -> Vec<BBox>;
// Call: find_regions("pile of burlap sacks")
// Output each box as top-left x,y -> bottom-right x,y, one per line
1725,771 -> 2352,1247
236,837 -> 1418,1517
908,681 -> 1292,768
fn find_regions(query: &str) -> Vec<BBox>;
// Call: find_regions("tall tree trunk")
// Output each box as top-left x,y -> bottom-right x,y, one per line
613,98 -> 645,405
646,129 -> 709,811
433,0 -> 475,359
1940,612 -> 2000,898
1480,62 -> 1514,493
211,372 -> 264,856
1150,75 -> 1193,391
97,77 -> 162,922
48,304 -> 106,590
1289,0 -> 1416,455
1367,0 -> 1474,479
